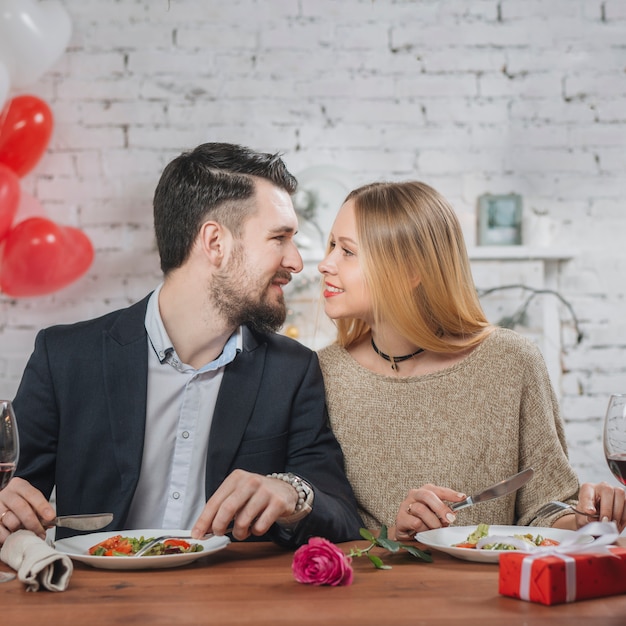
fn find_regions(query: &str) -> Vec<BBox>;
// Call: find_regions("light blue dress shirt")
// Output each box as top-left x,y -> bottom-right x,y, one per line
125,284 -> 241,530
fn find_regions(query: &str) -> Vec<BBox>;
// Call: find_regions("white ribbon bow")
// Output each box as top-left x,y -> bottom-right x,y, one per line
519,521 -> 620,603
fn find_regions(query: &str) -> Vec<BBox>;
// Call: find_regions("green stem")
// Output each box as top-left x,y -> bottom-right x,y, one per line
347,542 -> 375,559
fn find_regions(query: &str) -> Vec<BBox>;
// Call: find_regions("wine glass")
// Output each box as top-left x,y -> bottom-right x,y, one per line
603,394 -> 626,486
0,399 -> 19,582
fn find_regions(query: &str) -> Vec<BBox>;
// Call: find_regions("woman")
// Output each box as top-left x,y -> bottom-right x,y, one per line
317,180 -> 625,541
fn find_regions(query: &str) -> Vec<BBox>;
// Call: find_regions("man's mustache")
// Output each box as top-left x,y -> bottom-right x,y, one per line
271,271 -> 292,285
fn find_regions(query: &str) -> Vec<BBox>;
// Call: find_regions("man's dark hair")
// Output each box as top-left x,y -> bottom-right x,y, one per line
153,142 -> 297,274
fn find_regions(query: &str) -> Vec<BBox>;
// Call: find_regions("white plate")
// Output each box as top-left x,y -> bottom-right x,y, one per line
54,529 -> 230,570
414,525 -> 588,564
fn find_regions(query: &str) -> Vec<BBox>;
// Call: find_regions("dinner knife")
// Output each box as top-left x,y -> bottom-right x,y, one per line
48,513 -> 114,531
450,468 -> 534,512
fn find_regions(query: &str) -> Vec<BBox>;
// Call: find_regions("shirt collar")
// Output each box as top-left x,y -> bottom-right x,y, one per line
145,283 -> 242,371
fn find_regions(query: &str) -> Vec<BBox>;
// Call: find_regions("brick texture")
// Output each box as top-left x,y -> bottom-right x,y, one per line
1,0 -> 625,485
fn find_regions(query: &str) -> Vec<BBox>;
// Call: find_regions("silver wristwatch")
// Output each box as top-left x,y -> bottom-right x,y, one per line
268,472 -> 314,525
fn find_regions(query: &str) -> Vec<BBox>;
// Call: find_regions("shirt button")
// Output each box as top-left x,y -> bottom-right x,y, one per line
172,492 -> 180,500
182,431 -> 190,439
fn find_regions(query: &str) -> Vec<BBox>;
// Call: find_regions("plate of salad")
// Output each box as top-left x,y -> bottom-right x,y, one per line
414,524 -> 589,564
54,529 -> 230,570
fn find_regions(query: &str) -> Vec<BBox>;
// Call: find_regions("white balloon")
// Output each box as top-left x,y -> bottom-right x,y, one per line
0,0 -> 72,88
0,61 -> 9,110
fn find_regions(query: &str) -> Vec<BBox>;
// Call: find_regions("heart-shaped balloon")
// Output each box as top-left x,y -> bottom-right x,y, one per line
0,163 -> 19,241
0,217 -> 94,297
0,95 -> 53,177
0,0 -> 72,88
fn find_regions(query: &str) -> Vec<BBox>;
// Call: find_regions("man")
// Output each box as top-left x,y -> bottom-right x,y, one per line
0,143 -> 362,547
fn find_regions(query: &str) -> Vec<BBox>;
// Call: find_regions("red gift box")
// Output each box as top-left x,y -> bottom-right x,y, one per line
499,545 -> 626,605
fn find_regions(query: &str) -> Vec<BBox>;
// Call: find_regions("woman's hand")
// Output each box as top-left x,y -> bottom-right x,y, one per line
578,481 -> 626,532
394,484 -> 467,541
552,481 -> 626,532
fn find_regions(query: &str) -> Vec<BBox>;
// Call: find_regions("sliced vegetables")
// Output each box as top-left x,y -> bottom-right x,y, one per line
454,524 -> 560,551
88,534 -> 204,557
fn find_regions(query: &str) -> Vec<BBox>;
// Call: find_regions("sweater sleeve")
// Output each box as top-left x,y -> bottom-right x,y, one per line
515,342 -> 580,526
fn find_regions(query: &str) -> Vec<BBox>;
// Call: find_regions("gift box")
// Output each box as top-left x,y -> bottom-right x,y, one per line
499,545 -> 626,606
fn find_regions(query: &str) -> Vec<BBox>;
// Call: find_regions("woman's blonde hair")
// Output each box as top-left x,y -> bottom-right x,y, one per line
334,181 -> 492,352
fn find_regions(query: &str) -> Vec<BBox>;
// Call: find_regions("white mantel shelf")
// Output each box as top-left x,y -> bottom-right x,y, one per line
467,246 -> 576,395
467,246 -> 576,262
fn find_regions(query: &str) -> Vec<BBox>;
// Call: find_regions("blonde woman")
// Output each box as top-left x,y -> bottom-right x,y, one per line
317,181 -> 626,540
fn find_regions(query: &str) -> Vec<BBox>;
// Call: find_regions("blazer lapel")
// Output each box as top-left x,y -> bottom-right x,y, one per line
103,296 -> 150,502
206,327 -> 265,495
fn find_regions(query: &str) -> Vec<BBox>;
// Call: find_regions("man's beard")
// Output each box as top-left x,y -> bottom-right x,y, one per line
212,248 -> 290,334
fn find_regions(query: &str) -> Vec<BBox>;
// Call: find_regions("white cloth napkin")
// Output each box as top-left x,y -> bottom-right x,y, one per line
0,529 -> 73,592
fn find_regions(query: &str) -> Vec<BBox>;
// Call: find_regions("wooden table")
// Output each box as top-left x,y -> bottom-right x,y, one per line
2,539 -> 626,625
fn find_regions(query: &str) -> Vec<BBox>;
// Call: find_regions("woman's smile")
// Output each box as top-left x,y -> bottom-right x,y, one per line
323,282 -> 344,298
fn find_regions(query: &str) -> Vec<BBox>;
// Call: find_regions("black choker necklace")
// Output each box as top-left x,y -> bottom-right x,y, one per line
370,337 -> 424,371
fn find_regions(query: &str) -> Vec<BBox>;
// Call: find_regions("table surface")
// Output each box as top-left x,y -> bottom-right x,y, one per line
2,538 -> 626,626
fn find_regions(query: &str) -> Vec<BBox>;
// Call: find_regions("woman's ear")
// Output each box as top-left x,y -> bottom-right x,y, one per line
411,274 -> 422,289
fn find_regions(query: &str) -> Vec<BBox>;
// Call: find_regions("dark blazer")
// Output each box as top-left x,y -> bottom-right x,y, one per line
13,295 -> 362,545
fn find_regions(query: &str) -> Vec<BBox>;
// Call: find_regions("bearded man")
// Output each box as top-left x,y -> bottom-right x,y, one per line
0,143 -> 362,547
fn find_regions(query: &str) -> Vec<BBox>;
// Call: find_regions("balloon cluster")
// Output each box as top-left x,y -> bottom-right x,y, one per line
0,0 -> 93,297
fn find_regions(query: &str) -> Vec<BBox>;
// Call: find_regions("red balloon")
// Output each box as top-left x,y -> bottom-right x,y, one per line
0,163 -> 20,241
0,217 -> 94,297
0,95 -> 53,177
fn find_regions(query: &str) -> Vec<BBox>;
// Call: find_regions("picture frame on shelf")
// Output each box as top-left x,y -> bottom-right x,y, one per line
477,193 -> 522,246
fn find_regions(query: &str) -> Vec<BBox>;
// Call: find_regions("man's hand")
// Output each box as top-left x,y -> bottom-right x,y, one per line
0,477 -> 56,545
191,469 -> 299,541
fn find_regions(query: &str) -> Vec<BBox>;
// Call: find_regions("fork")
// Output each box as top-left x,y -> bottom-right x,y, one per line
133,526 -> 235,557
535,500 -> 599,519
134,534 -> 211,557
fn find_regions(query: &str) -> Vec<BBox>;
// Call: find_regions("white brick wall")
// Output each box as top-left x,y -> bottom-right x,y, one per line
1,0 -> 625,485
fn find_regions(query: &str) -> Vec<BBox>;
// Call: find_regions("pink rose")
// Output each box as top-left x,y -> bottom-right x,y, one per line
292,537 -> 353,586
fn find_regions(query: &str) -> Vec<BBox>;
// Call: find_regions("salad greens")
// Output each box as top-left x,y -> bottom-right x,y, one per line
88,534 -> 204,557
455,524 -> 560,551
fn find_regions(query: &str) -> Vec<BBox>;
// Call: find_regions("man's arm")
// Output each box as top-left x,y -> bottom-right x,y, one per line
199,341 -> 363,547
191,469 -> 302,540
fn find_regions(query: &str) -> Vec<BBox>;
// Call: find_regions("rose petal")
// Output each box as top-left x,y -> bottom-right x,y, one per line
292,537 -> 353,586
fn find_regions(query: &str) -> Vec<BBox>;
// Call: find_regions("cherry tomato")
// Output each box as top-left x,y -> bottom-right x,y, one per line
539,538 -> 560,547
89,534 -> 124,555
164,539 -> 191,549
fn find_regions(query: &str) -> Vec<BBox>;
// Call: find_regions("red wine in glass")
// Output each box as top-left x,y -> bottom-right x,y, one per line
0,462 -> 16,490
0,400 -> 18,487
603,394 -> 626,486
0,400 -> 18,583
606,455 -> 626,486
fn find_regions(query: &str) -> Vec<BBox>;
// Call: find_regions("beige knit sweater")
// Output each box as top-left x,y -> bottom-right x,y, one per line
318,327 -> 579,530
